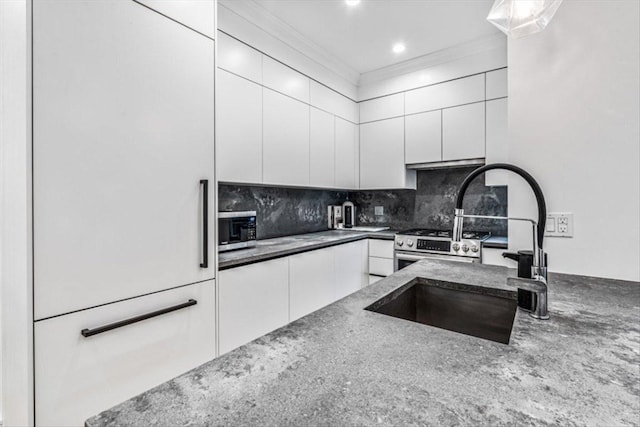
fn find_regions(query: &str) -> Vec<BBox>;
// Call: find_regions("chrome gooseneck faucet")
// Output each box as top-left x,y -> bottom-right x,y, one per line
452,163 -> 550,320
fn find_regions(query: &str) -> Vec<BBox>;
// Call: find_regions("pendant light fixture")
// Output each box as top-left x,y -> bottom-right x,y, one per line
487,0 -> 564,38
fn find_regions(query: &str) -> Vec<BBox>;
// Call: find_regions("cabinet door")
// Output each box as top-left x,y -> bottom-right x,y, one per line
405,110 -> 442,164
35,280 -> 215,427
217,69 -> 263,183
485,98 -> 509,186
135,0 -> 215,39
334,240 -> 368,299
360,117 -> 414,189
263,88 -> 310,186
359,93 -> 404,123
310,107 -> 335,187
289,247 -> 335,321
405,74 -> 485,114
335,117 -> 358,189
33,0 -> 215,320
218,258 -> 289,355
442,102 -> 485,161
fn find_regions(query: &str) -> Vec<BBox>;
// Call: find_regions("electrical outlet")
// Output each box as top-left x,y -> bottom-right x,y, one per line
374,206 -> 384,216
545,213 -> 573,237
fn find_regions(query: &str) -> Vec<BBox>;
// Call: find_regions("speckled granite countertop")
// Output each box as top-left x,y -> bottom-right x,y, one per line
218,229 -> 397,270
86,260 -> 640,426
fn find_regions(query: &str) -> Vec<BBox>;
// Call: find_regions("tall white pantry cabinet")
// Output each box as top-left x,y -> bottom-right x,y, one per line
31,1 -> 216,425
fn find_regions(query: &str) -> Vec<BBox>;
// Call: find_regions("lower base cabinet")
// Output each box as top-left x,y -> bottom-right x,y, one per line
34,280 -> 215,427
218,240 -> 369,353
219,258 -> 289,355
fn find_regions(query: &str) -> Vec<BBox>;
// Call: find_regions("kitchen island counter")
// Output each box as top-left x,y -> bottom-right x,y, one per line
86,260 -> 640,426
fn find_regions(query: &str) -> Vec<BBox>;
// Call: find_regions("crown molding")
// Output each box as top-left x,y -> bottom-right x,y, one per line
359,32 -> 507,86
218,0 -> 361,86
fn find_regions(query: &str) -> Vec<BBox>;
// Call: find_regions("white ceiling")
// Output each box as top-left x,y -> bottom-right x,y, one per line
253,0 -> 502,75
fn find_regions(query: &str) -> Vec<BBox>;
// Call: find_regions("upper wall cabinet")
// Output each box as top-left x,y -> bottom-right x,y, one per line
33,0 -> 215,318
310,107 -> 335,187
217,32 -> 263,83
405,74 -> 485,115
405,110 -> 442,164
442,103 -> 485,161
136,0 -> 215,39
486,68 -> 508,100
263,88 -> 310,186
217,70 -> 263,183
310,81 -> 357,123
335,117 -> 358,189
359,93 -> 404,123
263,56 -> 310,104
360,117 -> 416,190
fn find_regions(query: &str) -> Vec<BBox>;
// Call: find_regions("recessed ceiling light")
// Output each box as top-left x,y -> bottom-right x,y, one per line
345,0 -> 361,6
392,43 -> 406,54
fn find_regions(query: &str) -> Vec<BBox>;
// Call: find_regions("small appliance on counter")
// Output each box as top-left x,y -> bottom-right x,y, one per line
218,210 -> 257,252
328,205 -> 342,229
342,201 -> 355,228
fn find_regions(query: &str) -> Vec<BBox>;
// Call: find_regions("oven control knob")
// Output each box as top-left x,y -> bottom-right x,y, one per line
396,239 -> 404,247
407,239 -> 414,247
452,243 -> 460,251
462,244 -> 469,253
471,244 -> 479,253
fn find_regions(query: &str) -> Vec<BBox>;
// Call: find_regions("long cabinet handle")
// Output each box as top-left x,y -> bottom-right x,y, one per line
81,299 -> 197,338
200,179 -> 209,268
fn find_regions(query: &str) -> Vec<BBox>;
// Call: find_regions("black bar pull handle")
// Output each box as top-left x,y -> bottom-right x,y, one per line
81,299 -> 197,338
200,179 -> 209,268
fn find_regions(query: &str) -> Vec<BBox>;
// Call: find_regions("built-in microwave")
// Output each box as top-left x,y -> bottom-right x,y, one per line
218,211 -> 257,252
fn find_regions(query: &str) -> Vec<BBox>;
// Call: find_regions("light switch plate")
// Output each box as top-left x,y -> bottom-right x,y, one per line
374,206 -> 384,216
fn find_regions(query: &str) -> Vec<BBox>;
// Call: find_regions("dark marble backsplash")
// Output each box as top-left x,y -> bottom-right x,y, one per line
218,185 -> 348,240
351,167 -> 507,235
219,166 -> 507,240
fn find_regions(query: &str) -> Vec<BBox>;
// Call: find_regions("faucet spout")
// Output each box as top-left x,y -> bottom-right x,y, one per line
453,163 -> 550,320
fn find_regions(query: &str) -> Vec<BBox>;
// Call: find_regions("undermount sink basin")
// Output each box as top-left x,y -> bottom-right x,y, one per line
365,278 -> 517,344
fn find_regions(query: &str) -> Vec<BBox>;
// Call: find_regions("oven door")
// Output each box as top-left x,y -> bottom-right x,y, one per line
394,250 -> 477,271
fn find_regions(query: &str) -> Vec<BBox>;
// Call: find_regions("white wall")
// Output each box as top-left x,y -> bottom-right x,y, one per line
1,0 -> 34,425
508,0 -> 640,282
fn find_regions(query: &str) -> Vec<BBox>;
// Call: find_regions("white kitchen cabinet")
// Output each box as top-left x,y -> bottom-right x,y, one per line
334,240 -> 368,299
219,258 -> 289,355
335,117 -> 358,189
360,117 -> 416,189
442,102 -> 485,161
217,69 -> 263,183
359,93 -> 405,123
368,239 -> 394,277
310,107 -> 335,187
485,98 -> 509,186
33,0 -> 215,320
486,68 -> 508,100
289,247 -> 336,321
309,80 -> 357,123
262,56 -> 310,103
405,110 -> 442,164
405,74 -> 485,115
217,32 -> 262,83
263,88 -> 310,186
135,0 -> 215,39
35,280 -> 215,427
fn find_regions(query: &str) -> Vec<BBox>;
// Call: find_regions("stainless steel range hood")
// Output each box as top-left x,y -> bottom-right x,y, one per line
405,158 -> 485,170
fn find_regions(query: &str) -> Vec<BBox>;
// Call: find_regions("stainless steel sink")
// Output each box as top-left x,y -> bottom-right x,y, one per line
365,278 -> 517,344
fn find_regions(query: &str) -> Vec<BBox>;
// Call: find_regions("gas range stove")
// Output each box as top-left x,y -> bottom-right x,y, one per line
394,228 -> 491,260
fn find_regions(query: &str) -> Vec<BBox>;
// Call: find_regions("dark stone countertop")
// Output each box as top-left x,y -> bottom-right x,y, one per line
86,260 -> 640,426
218,229 -> 397,270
